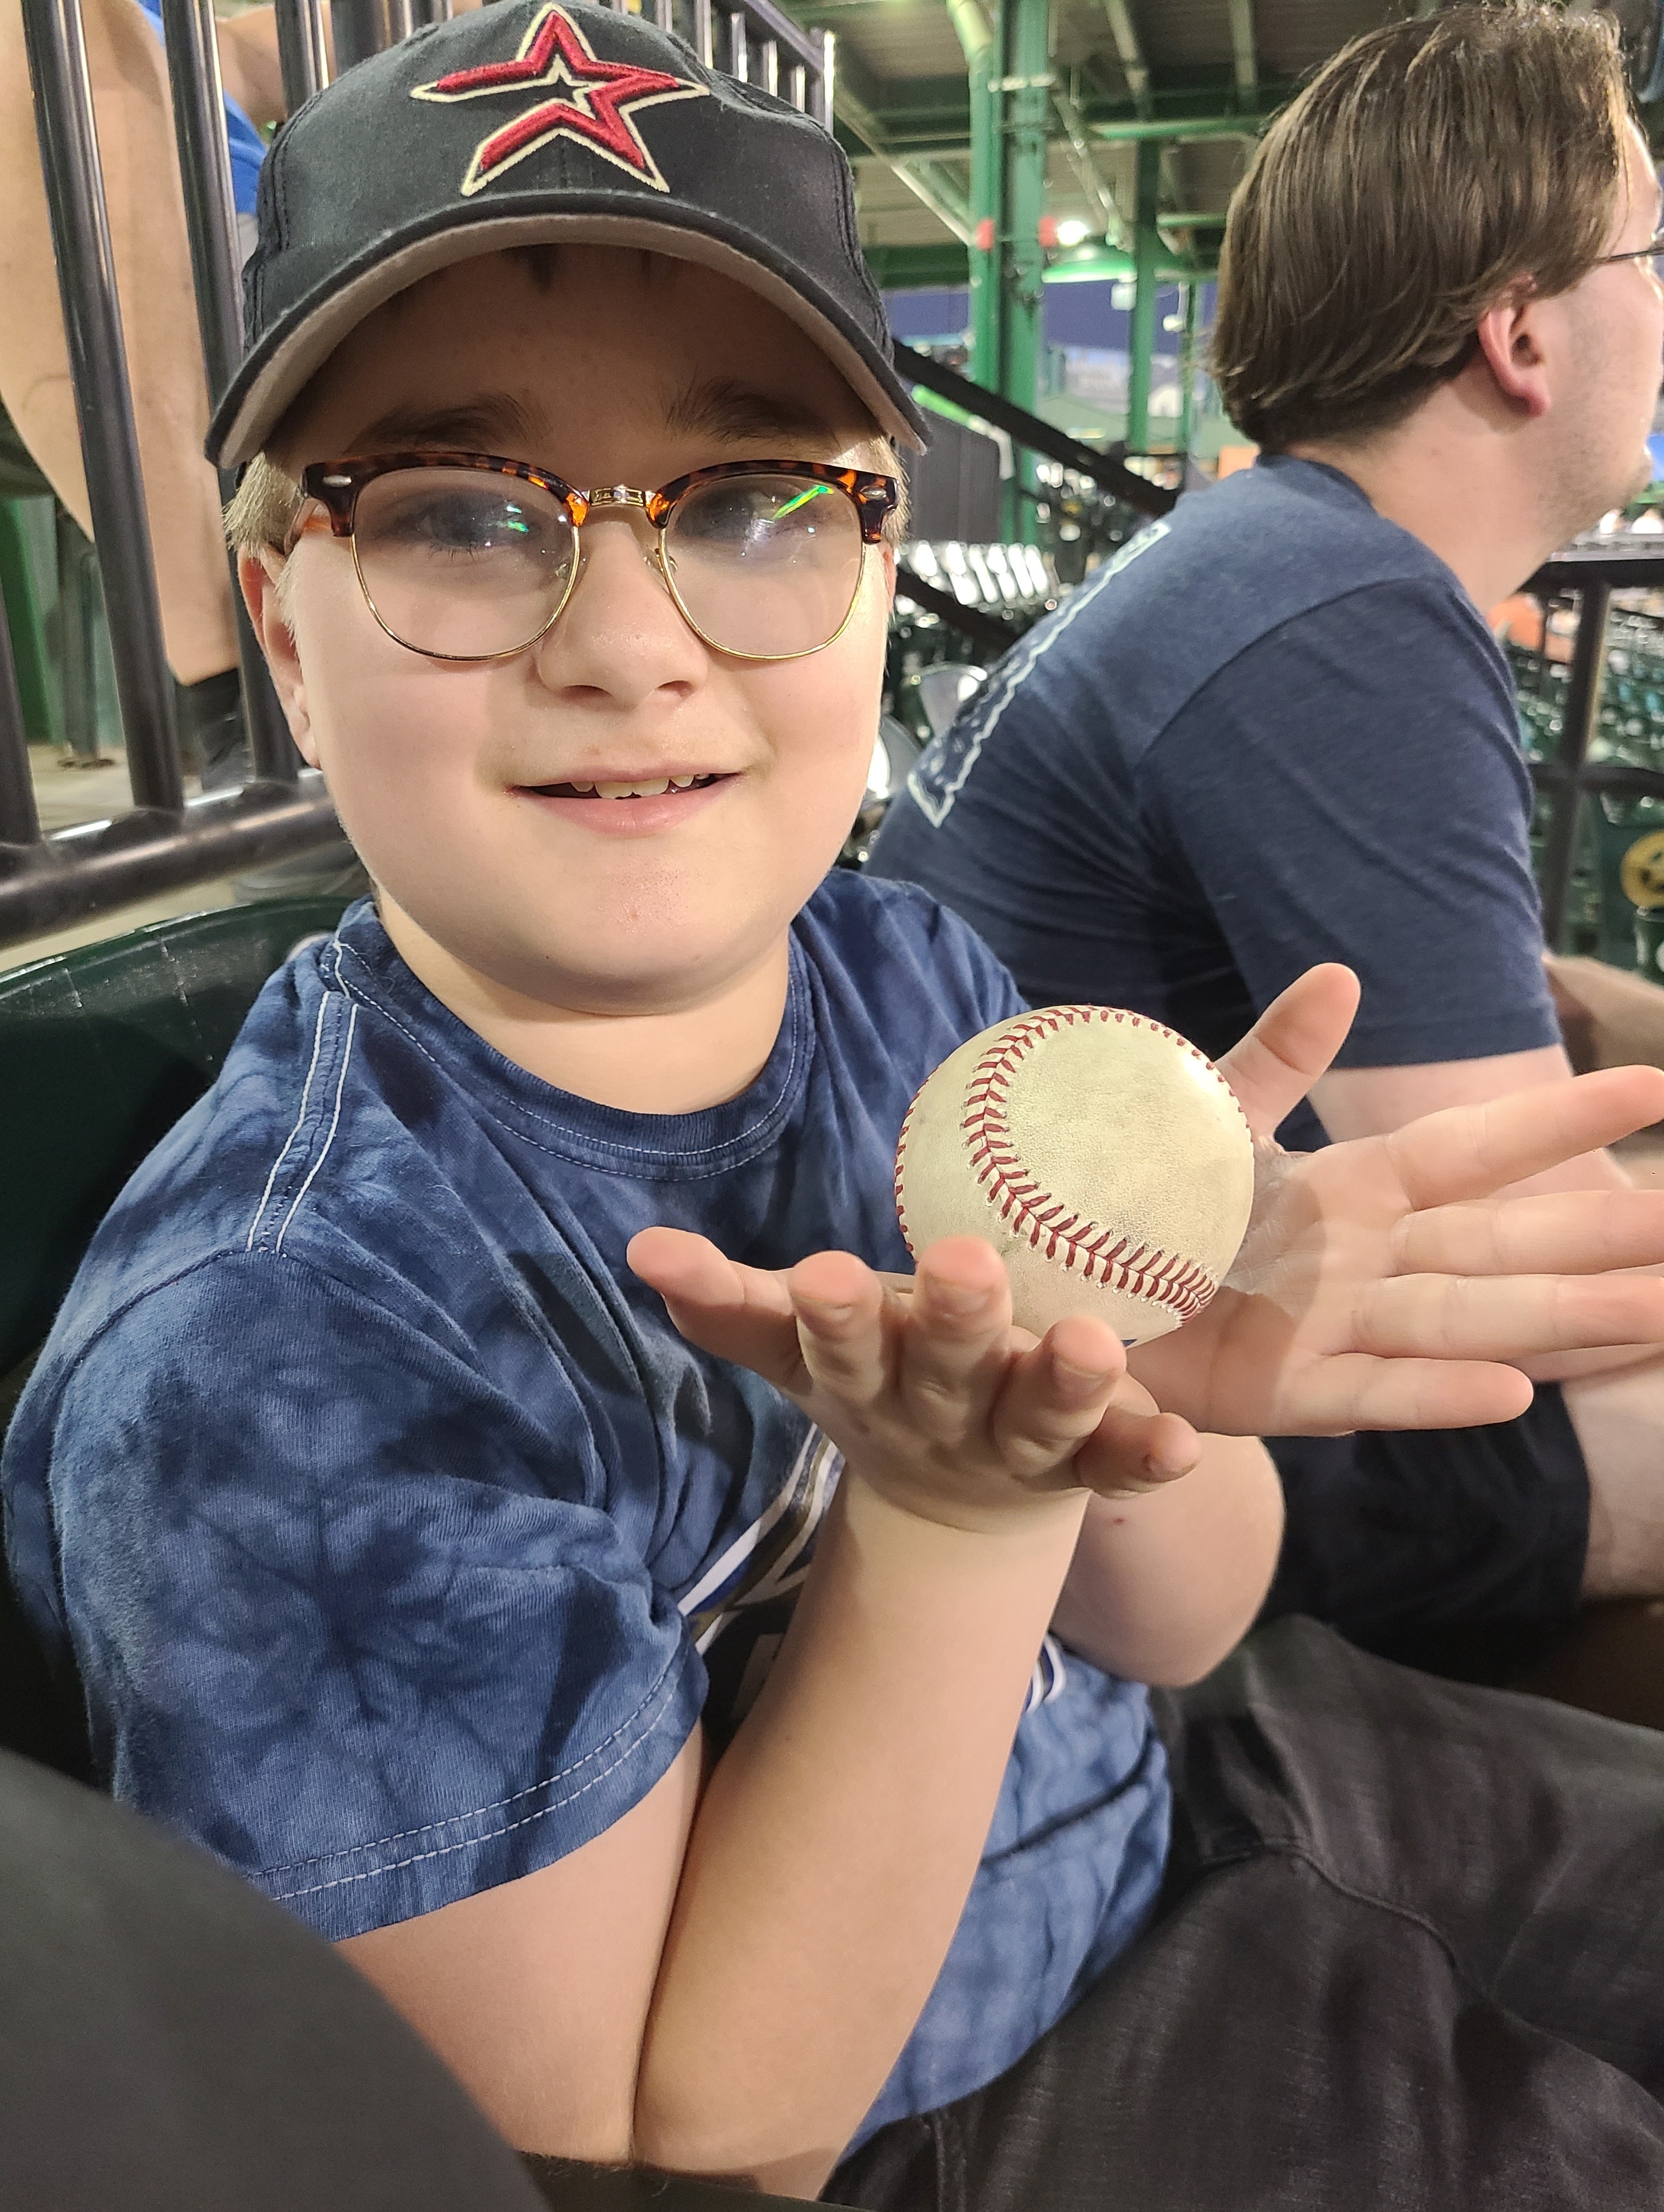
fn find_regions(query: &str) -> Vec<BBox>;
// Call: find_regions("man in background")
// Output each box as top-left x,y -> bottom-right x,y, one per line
870,2 -> 1664,1688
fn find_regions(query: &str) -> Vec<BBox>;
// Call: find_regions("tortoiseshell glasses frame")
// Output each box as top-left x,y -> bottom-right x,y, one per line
291,453 -> 901,665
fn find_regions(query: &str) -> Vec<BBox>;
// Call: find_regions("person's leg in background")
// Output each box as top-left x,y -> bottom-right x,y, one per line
0,0 -> 245,778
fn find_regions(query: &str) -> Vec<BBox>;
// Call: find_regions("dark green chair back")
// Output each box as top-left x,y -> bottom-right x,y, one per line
1,894 -> 351,1772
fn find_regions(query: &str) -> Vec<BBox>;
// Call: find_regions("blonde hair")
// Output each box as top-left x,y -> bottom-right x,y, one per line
1212,3 -> 1631,452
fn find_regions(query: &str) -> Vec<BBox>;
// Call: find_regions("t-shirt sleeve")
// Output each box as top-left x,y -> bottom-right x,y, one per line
1137,578 -> 1561,1068
41,1252 -> 704,1941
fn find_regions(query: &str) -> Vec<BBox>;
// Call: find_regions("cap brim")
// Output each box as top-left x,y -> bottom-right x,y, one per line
208,205 -> 929,466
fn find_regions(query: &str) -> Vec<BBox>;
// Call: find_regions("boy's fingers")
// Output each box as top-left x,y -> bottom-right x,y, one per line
1393,1189 -> 1664,1278
627,1227 -> 802,1384
990,1315 -> 1131,1474
1072,1402 -> 1202,1496
788,1249 -> 890,1405
899,1239 -> 1016,1441
1384,1066 -> 1664,1211
1216,965 -> 1360,1140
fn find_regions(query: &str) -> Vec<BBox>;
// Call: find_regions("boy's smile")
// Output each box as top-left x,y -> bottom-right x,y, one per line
247,245 -> 896,1108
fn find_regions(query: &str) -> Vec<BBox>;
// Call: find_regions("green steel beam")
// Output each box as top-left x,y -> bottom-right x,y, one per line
862,241 -> 971,290
1126,136 -> 1161,451
945,0 -> 997,385
1003,0 -> 1049,537
1094,112 -> 1261,141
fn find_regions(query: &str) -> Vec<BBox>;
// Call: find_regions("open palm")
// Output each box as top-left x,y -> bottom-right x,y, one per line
1127,965 -> 1664,1435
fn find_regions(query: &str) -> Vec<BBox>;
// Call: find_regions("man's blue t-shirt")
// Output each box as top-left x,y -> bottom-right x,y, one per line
1,874 -> 1168,2148
869,455 -> 1559,1134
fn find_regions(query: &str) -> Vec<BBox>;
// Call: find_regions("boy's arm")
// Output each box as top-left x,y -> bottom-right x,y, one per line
343,1239 -> 1181,2199
1051,1436 -> 1285,1686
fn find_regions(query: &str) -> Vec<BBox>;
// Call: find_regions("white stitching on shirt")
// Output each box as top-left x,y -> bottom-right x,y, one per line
245,993 -> 332,1250
258,1640 -> 687,1873
274,1002 -> 358,1253
267,1677 -> 687,1903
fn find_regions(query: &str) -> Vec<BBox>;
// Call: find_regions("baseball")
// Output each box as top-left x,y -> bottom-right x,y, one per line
894,1007 -> 1255,1345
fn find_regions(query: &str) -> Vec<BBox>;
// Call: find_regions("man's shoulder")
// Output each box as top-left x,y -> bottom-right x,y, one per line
1083,458 -> 1455,657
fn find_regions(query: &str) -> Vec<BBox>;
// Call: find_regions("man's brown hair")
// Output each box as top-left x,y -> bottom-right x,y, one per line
1212,3 -> 1634,453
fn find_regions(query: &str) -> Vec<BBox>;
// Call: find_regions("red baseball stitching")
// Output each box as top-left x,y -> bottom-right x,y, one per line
895,1007 -> 1249,1324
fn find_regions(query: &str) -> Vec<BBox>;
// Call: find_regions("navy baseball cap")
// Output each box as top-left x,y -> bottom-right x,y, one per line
206,0 -> 930,468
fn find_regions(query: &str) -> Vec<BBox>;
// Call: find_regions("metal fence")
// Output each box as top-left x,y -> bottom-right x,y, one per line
1520,542 -> 1664,956
0,0 -> 833,947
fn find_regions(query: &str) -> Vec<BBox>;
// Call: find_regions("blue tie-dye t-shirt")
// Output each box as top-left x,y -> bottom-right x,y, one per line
2,872 -> 1169,2146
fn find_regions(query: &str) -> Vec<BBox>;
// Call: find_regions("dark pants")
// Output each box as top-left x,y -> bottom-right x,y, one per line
830,1618 -> 1664,2212
1263,1385 -> 1590,1680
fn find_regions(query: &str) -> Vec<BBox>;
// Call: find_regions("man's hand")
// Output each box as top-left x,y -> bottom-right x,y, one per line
1129,965 -> 1664,1434
627,1231 -> 1200,1532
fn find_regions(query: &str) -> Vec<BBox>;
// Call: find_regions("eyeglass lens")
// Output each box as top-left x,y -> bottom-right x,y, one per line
350,468 -> 866,661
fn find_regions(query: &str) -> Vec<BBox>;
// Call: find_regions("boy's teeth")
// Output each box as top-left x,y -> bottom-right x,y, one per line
596,778 -> 671,798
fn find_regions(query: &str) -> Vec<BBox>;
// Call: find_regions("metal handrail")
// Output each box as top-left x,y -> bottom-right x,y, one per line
894,343 -> 1179,520
1520,540 -> 1664,951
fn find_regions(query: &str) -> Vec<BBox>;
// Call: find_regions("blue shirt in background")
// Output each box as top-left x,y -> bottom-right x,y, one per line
2,874 -> 1169,2148
135,0 -> 267,216
869,456 -> 1559,1148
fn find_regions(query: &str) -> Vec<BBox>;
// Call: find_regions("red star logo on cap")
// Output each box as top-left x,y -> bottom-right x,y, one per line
413,4 -> 709,197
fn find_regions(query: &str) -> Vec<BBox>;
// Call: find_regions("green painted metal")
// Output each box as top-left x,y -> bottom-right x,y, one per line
0,501 -> 57,749
1093,113 -> 1261,142
1126,139 -> 1161,451
945,0 -> 995,384
1001,0 -> 1049,538
863,242 -> 972,290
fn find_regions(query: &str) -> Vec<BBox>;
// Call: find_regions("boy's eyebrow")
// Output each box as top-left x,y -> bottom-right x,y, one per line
663,376 -> 849,447
342,392 -> 543,454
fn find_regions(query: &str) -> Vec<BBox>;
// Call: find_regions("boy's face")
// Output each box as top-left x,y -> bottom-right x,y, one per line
258,248 -> 893,1020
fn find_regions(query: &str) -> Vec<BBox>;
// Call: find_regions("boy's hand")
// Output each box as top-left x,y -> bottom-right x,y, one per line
1130,965 -> 1664,1434
627,1230 -> 1200,1532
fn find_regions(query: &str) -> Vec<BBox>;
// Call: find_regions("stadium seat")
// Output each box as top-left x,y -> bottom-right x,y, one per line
0,893 -> 352,1772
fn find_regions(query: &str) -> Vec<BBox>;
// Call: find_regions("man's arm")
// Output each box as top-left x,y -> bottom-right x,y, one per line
1312,1044 -> 1629,1197
1052,1435 -> 1285,1685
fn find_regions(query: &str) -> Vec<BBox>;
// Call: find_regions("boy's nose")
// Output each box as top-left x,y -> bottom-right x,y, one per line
530,508 -> 704,704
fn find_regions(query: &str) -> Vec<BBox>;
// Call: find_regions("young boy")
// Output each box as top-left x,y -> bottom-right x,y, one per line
9,8 -> 1664,2204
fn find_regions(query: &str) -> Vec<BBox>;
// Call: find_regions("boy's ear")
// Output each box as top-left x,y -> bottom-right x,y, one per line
239,550 -> 321,767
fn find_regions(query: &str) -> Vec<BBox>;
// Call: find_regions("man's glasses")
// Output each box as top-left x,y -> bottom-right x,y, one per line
1596,230 -> 1664,281
292,454 -> 900,664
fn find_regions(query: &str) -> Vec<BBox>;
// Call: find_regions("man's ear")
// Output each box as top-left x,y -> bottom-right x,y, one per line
1473,286 -> 1553,421
239,550 -> 320,767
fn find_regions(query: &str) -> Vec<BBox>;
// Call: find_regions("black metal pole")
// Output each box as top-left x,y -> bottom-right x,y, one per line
275,0 -> 329,111
331,0 -> 412,73
0,596 -> 43,847
894,343 -> 1178,519
1537,579 -> 1611,952
20,0 -> 185,813
0,779 -> 340,945
159,0 -> 302,783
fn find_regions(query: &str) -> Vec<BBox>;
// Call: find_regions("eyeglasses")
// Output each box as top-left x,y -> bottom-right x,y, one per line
1596,230 -> 1664,281
291,453 -> 900,664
